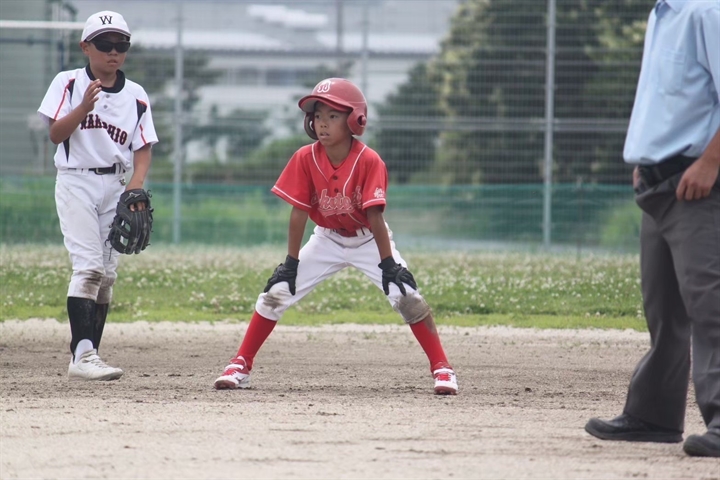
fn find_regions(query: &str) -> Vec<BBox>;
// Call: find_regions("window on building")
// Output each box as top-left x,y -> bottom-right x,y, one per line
220,67 -> 316,87
220,68 -> 261,86
266,68 -> 317,86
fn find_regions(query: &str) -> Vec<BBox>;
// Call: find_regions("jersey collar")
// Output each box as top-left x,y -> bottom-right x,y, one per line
85,64 -> 126,93
663,0 -> 689,12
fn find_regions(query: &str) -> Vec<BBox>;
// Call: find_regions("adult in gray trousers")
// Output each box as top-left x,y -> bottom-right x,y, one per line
584,0 -> 720,458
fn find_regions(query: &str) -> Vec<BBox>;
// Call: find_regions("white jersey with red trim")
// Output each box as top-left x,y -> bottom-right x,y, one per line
271,139 -> 388,232
38,65 -> 158,170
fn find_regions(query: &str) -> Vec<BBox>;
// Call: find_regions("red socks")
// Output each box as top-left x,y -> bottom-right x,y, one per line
235,312 -> 449,373
236,311 -> 276,370
410,320 -> 451,372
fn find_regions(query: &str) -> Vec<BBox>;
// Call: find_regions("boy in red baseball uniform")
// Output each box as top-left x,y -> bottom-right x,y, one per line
214,78 -> 457,395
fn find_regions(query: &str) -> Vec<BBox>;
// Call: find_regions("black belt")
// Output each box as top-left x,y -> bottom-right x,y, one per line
637,155 -> 697,188
68,164 -> 124,175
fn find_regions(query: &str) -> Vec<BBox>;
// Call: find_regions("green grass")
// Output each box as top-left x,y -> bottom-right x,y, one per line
0,244 -> 645,330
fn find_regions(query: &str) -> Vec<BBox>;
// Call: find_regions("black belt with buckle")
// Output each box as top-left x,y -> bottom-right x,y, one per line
68,164 -> 123,175
90,165 -> 122,175
637,155 -> 697,188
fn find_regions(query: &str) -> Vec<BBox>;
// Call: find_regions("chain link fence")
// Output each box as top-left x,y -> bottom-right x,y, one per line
0,0 -> 649,251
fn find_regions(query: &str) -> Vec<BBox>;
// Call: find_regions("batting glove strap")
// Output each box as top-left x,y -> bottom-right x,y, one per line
283,255 -> 299,269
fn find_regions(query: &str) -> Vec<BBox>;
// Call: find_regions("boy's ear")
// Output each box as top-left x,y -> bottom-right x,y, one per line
79,41 -> 90,54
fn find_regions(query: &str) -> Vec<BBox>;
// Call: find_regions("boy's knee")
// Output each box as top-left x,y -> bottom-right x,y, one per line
69,269 -> 105,300
255,283 -> 293,321
394,293 -> 431,324
96,276 -> 116,304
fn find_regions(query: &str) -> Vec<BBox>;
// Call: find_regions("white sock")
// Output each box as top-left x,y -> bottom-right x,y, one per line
73,339 -> 94,364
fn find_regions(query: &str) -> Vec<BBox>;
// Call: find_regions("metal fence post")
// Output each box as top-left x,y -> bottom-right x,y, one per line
360,0 -> 369,93
542,0 -> 557,249
172,2 -> 184,245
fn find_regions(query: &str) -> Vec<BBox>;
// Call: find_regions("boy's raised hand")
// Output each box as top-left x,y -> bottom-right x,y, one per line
81,79 -> 102,114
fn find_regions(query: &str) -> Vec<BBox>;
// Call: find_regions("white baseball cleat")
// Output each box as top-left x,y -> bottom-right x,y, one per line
214,356 -> 251,390
68,349 -> 124,381
433,367 -> 458,395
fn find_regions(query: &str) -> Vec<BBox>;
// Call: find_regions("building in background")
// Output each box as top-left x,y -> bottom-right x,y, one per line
0,0 -> 459,171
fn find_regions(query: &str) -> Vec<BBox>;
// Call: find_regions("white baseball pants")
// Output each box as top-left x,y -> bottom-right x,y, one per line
255,225 -> 429,323
55,169 -> 124,303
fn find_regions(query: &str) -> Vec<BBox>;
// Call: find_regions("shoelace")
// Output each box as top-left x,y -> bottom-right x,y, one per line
434,369 -> 455,381
82,351 -> 111,368
224,364 -> 248,375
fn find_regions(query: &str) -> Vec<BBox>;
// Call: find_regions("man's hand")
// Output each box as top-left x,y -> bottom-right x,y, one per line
633,166 -> 640,189
676,158 -> 719,201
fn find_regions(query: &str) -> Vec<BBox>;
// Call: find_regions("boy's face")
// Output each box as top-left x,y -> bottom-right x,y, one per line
314,102 -> 352,147
80,32 -> 129,75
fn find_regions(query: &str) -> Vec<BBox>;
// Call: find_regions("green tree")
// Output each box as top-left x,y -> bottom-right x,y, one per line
425,0 -> 649,185
431,0 -> 548,184
376,63 -> 442,184
566,0 -> 649,183
242,134 -> 312,184
122,49 -> 222,160
197,106 -> 271,161
185,134 -> 312,185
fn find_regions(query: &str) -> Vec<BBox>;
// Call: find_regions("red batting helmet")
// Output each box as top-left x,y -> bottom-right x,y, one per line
298,78 -> 367,140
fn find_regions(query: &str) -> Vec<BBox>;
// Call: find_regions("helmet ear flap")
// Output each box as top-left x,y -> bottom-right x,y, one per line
304,113 -> 318,140
347,111 -> 366,136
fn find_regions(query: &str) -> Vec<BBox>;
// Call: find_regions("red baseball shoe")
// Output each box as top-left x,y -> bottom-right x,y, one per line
433,367 -> 458,395
214,356 -> 251,390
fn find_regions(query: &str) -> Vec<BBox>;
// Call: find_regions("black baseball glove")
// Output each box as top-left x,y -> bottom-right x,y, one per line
107,189 -> 153,255
379,256 -> 417,296
264,255 -> 299,295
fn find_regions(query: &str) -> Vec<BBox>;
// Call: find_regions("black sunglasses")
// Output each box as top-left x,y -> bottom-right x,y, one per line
91,39 -> 131,53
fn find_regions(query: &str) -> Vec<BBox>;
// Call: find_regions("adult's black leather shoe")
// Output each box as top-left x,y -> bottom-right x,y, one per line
683,431 -> 720,457
584,413 -> 682,443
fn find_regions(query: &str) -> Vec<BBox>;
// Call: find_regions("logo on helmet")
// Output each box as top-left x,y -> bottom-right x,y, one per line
315,80 -> 332,94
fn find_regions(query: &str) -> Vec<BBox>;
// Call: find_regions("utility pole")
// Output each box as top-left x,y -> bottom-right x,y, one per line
336,0 -> 343,73
360,0 -> 369,93
172,2 -> 184,244
542,0 -> 557,250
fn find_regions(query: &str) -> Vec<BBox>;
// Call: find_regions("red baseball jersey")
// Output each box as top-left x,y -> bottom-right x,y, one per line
271,139 -> 388,231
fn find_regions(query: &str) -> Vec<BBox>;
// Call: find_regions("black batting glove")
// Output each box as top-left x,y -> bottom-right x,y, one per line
264,255 -> 299,296
378,256 -> 417,296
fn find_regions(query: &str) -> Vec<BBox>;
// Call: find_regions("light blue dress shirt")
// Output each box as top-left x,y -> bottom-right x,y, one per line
624,0 -> 720,165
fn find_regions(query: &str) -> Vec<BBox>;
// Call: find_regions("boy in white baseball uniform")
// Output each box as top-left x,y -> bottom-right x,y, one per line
37,11 -> 158,381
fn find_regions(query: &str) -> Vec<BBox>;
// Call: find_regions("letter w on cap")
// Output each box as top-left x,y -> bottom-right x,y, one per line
316,81 -> 331,93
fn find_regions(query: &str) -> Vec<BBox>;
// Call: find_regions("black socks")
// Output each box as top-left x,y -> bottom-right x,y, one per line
94,303 -> 109,351
67,297 -> 96,355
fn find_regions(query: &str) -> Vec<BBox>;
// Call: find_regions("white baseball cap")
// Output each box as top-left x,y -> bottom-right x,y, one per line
82,11 -> 131,41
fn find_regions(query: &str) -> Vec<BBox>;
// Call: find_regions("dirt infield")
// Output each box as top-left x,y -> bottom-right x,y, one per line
1,319 -> 717,479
